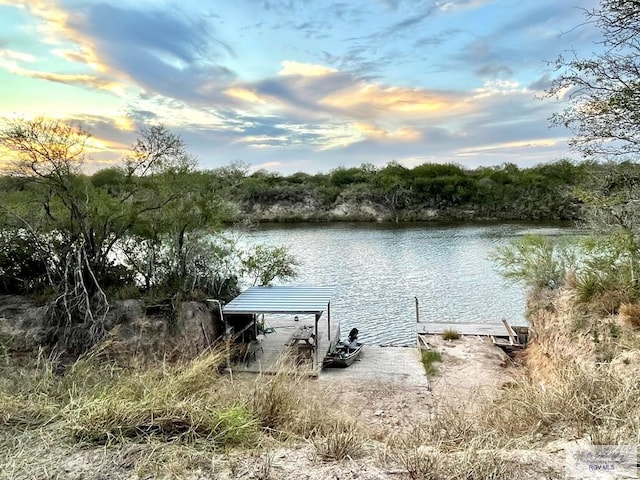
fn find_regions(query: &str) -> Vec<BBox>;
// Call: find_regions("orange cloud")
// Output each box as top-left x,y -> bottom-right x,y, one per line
2,0 -> 107,72
2,62 -> 125,94
354,122 -> 421,141
322,83 -> 463,118
224,87 -> 266,104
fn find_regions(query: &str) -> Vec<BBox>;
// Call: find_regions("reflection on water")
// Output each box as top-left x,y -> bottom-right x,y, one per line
242,223 -> 566,347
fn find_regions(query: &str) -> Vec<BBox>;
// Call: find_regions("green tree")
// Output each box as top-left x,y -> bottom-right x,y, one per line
0,118 -> 203,351
374,162 -> 414,222
576,161 -> 640,288
240,244 -> 299,286
492,235 -> 578,290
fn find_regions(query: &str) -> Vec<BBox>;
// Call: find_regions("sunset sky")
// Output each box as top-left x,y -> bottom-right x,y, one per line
0,0 -> 601,174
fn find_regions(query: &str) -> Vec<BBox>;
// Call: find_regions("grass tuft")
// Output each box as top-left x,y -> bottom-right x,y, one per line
619,303 -> 640,329
421,350 -> 442,376
441,329 -> 461,341
65,351 -> 261,446
312,420 -> 364,461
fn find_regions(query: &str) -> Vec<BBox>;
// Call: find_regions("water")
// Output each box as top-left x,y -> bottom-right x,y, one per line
242,222 -> 568,346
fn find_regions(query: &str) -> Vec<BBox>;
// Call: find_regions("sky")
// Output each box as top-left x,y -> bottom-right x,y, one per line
0,0 -> 602,175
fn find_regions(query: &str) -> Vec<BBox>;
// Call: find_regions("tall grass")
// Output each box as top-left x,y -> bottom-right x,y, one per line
441,329 -> 460,341
0,345 -> 363,477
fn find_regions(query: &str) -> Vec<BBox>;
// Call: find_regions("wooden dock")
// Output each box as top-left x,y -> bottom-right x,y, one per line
417,321 -> 529,347
234,315 -> 340,377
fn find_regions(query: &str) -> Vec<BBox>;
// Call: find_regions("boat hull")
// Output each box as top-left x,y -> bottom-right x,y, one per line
322,343 -> 363,368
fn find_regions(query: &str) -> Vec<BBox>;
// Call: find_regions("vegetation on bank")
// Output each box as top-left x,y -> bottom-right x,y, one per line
221,158 -> 587,222
0,115 -> 601,356
0,119 -> 299,355
2,317 -> 638,478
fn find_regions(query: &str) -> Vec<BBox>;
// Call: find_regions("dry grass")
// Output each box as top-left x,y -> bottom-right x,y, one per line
0,346 -> 361,478
3,286 -> 640,478
385,425 -> 555,480
311,420 -> 365,461
619,303 -> 640,329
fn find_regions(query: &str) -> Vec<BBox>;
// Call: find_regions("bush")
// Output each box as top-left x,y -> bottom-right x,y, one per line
312,420 -> 364,461
0,232 -> 50,295
441,329 -> 460,341
421,350 -> 442,376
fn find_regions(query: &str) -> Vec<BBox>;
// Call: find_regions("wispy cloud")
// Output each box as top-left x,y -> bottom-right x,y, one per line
0,0 -> 585,173
0,46 -> 123,92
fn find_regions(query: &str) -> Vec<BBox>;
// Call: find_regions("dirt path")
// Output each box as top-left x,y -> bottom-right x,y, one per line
316,338 -> 515,439
425,334 -> 515,409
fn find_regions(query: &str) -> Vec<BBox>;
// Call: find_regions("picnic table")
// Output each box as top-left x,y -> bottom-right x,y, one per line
285,325 -> 317,363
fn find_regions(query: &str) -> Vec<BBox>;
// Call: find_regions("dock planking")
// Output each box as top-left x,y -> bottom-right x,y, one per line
416,321 -> 526,338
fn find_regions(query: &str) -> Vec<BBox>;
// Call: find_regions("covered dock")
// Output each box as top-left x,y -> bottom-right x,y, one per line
221,285 -> 338,375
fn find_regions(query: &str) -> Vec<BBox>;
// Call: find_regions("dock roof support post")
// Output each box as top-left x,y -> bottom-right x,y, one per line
315,312 -> 320,366
327,301 -> 331,342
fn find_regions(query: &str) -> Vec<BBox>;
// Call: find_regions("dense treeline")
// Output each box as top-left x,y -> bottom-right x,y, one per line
0,158 -> 590,228
205,159 -> 587,222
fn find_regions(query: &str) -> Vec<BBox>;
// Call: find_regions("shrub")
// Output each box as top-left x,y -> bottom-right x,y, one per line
441,329 -> 461,341
421,350 -> 442,376
312,420 -> 364,461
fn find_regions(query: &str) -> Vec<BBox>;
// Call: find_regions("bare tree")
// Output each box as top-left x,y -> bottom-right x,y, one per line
547,0 -> 640,159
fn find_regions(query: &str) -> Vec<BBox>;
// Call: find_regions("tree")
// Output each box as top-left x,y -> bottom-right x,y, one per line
375,162 -> 414,222
241,245 -> 298,286
492,235 -> 578,290
0,118 -> 204,352
575,161 -> 640,288
547,0 -> 640,158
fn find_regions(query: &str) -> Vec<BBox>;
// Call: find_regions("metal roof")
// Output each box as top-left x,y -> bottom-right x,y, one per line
222,285 -> 335,315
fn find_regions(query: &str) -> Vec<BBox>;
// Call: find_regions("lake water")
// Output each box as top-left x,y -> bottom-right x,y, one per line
243,223 -> 567,346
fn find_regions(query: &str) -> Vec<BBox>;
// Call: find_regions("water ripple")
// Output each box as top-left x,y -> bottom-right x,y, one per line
242,223 -> 566,346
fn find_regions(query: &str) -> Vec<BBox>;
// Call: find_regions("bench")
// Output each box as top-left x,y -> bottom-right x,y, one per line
285,325 -> 315,346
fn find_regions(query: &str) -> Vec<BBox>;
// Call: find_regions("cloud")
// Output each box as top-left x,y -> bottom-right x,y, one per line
0,0 -> 583,175
211,60 -> 474,154
528,74 -> 553,92
460,2 -> 601,78
3,1 -> 239,106
436,0 -> 494,12
475,63 -> 513,78
321,83 -> 466,119
279,61 -> 337,77
413,29 -> 461,48
0,46 -> 123,92
3,0 -> 107,71
354,122 -> 421,142
65,3 -> 237,103
386,7 -> 438,34
0,49 -> 35,63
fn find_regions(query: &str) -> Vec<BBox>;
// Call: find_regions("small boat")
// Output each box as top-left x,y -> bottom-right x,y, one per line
322,342 -> 364,368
